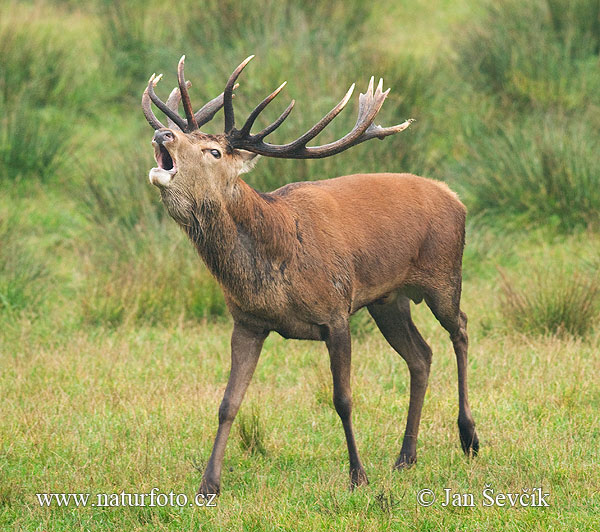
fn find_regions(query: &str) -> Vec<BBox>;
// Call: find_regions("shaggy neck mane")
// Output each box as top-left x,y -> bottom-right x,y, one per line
182,178 -> 296,298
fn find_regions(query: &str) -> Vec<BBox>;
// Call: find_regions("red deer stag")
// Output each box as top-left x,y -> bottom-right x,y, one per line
141,55 -> 479,495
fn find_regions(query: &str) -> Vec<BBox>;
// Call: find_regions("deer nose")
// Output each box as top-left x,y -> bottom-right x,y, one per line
153,130 -> 174,144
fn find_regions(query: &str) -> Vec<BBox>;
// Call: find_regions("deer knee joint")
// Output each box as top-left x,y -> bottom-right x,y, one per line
218,398 -> 235,425
333,393 -> 352,420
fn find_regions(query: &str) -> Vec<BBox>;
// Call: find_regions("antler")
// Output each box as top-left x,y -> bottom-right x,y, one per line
142,55 -> 413,157
141,55 -> 236,132
227,75 -> 413,159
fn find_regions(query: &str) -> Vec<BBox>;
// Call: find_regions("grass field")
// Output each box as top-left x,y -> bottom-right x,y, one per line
1,0 -> 600,530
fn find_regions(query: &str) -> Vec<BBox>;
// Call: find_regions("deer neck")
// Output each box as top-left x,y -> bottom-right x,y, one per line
164,178 -> 295,297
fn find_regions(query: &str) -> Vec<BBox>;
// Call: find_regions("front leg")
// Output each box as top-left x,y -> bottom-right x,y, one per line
199,322 -> 267,496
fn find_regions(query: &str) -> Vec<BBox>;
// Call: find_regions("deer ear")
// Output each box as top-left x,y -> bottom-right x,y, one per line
237,150 -> 261,174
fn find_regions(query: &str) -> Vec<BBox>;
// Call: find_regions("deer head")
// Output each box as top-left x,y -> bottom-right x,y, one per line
142,55 -> 413,213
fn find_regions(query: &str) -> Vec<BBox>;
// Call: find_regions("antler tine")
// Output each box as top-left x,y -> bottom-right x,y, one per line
163,81 -> 242,129
177,56 -> 198,131
165,81 -> 191,130
253,99 -> 296,140
224,55 -> 254,134
282,84 -> 355,151
194,83 -> 239,127
360,118 -> 415,142
342,78 -> 414,142
142,74 -> 167,130
237,81 -> 289,138
147,74 -> 188,131
228,83 -> 353,154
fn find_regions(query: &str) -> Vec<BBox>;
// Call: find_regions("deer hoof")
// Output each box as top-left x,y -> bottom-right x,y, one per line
394,454 -> 417,471
198,478 -> 220,497
350,468 -> 369,490
458,417 -> 479,457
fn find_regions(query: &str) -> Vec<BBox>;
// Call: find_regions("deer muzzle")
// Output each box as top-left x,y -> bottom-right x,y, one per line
149,130 -> 177,187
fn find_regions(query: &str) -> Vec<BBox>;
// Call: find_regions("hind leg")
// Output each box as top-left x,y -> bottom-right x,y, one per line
368,296 -> 432,468
325,320 -> 369,489
425,287 -> 479,457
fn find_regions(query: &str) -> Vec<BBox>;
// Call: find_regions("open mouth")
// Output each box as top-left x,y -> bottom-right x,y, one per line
154,143 -> 176,173
149,140 -> 177,187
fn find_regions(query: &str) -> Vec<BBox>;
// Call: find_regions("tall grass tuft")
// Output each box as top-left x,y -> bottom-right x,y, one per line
498,265 -> 600,337
0,3 -> 110,182
456,114 -> 600,230
237,405 -> 267,456
0,209 -> 46,314
0,3 -> 103,111
456,0 -> 600,114
0,99 -> 75,182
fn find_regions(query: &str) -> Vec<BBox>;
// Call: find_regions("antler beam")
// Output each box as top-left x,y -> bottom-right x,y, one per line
228,76 -> 413,159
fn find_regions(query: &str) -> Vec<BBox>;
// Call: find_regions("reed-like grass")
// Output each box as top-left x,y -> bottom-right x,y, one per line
0,208 -> 46,315
498,263 -> 600,337
455,114 -> 600,230
456,0 -> 600,114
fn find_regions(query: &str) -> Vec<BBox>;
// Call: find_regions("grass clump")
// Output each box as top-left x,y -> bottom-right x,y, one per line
0,209 -> 46,315
0,101 -> 73,183
0,3 -> 102,111
0,3 -> 107,182
457,114 -> 600,230
452,0 -> 600,230
237,405 -> 267,456
499,264 -> 600,337
457,0 -> 600,114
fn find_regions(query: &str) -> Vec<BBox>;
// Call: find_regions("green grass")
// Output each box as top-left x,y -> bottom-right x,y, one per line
0,207 -> 47,313
2,297 -> 599,530
237,405 -> 268,457
499,262 -> 600,337
1,0 -> 600,529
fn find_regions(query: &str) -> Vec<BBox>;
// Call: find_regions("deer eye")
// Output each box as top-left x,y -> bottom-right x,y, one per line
209,149 -> 221,159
